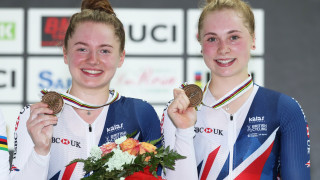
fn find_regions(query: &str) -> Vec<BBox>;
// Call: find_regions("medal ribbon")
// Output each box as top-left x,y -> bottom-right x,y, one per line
40,89 -> 121,110
202,75 -> 253,109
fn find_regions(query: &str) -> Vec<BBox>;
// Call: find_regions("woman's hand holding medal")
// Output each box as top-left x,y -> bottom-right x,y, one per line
26,92 -> 62,156
167,84 -> 203,129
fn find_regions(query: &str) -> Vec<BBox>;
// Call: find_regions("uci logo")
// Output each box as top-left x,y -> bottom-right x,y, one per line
128,24 -> 176,43
0,69 -> 16,88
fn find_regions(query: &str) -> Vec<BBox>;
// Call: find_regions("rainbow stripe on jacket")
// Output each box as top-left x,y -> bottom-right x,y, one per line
0,135 -> 8,151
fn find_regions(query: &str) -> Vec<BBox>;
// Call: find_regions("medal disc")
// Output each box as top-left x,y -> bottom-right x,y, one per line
41,91 -> 64,114
183,84 -> 203,107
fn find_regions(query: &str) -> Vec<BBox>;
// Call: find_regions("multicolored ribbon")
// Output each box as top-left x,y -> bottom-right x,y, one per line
0,136 -> 8,152
40,89 -> 121,111
202,75 -> 253,109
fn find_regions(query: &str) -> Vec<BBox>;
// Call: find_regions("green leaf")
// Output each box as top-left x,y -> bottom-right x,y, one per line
126,130 -> 137,138
71,138 -> 185,179
148,136 -> 162,145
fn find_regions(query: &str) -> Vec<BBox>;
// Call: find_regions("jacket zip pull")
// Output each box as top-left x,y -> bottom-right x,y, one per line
230,114 -> 233,121
89,124 -> 92,132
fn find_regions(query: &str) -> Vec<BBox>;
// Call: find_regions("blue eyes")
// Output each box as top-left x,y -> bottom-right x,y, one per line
76,48 -> 110,54
78,48 -> 86,52
206,35 -> 239,42
101,49 -> 109,54
231,36 -> 239,40
208,37 -> 216,42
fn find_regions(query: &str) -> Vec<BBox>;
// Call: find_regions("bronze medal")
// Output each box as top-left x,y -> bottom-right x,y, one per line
182,84 -> 203,107
41,91 -> 64,114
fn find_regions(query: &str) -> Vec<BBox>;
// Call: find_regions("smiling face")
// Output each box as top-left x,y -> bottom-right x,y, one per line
199,9 -> 255,79
63,21 -> 125,91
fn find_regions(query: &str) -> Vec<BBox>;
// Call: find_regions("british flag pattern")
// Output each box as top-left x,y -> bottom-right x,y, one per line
162,85 -> 311,180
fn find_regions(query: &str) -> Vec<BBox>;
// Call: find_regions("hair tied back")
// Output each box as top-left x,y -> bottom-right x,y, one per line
81,0 -> 115,15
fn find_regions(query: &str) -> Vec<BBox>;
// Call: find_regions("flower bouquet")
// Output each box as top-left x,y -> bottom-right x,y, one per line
69,132 -> 185,180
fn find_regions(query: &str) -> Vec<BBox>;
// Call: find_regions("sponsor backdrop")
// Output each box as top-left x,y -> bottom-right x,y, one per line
0,0 -> 319,178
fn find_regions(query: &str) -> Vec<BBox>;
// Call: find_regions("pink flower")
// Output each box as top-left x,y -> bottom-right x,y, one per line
100,142 -> 117,156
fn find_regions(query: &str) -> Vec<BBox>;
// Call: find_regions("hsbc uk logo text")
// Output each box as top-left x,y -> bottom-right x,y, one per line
194,127 -> 223,136
52,137 -> 81,148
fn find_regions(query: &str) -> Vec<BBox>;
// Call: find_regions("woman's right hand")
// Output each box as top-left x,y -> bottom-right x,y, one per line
167,88 -> 197,129
26,102 -> 58,156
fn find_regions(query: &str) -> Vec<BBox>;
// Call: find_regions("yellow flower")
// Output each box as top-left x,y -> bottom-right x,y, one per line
139,142 -> 157,162
120,138 -> 140,156
139,142 -> 157,154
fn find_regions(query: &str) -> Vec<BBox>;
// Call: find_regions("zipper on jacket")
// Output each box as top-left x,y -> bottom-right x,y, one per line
89,124 -> 92,132
228,114 -> 234,179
